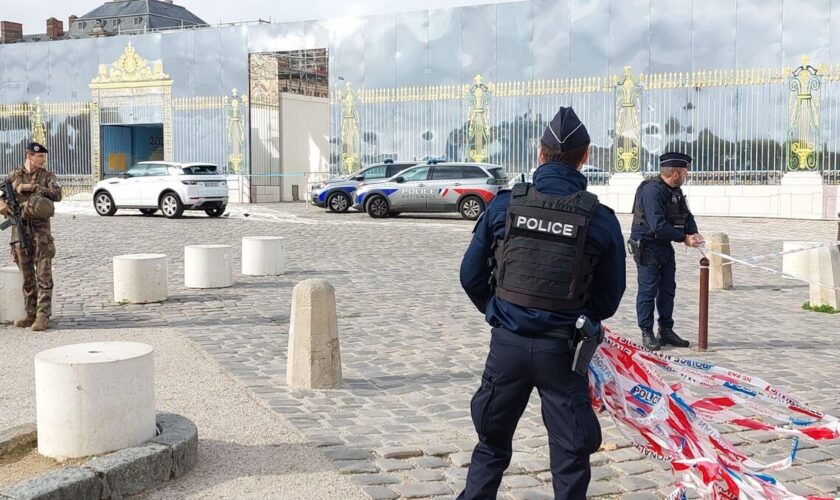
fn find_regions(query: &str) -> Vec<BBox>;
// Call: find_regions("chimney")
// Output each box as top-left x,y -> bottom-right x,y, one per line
0,21 -> 23,43
47,17 -> 64,39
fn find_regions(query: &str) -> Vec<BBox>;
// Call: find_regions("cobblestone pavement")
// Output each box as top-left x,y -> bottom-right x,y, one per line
6,201 -> 840,499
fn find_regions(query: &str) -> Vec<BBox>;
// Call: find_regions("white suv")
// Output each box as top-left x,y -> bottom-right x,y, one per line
93,162 -> 228,219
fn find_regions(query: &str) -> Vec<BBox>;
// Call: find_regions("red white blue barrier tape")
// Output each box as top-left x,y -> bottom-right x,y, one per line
591,330 -> 840,499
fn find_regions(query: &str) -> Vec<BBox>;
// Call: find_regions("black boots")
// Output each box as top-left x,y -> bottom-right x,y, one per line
658,327 -> 690,348
641,328 -> 660,351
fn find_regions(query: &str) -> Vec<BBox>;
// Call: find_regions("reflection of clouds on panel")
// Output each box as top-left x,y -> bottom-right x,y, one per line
609,0 -> 649,77
650,0 -> 691,73
496,2 -> 532,82
692,0 -> 736,71
365,15 -> 396,89
396,12 -> 428,88
429,8 -> 460,85
323,17 -> 364,44
782,0 -> 830,66
533,0 -> 570,79
570,0 -> 609,77
735,0 -> 782,68
570,0 -> 601,22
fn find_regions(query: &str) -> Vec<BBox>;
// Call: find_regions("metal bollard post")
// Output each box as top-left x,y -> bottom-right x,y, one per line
698,257 -> 710,351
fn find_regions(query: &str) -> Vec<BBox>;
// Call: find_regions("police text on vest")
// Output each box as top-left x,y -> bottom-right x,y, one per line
515,216 -> 577,237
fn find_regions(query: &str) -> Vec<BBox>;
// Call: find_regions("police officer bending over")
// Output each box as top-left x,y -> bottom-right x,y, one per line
629,152 -> 704,352
458,107 -> 626,500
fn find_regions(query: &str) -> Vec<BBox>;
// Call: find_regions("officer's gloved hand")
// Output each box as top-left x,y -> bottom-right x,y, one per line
16,183 -> 39,194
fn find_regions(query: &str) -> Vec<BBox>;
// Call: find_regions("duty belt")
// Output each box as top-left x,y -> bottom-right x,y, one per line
526,325 -> 575,340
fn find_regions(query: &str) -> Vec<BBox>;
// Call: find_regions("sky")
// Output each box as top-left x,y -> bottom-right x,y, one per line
0,0 -> 506,34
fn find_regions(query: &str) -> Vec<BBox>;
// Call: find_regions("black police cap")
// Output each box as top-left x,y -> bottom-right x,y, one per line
541,107 -> 590,152
26,142 -> 48,154
659,152 -> 692,169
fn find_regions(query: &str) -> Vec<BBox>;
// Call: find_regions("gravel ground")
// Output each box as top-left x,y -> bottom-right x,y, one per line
0,327 -> 367,500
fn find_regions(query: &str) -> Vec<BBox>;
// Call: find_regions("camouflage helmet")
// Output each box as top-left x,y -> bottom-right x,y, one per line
25,193 -> 55,220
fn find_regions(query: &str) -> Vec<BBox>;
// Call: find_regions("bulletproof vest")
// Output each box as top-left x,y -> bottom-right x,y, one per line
494,183 -> 599,313
632,178 -> 689,231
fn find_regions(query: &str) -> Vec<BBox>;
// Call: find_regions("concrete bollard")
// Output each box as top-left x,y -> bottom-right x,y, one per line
287,279 -> 342,389
709,233 -> 734,290
184,244 -> 233,288
35,342 -> 156,459
241,236 -> 286,276
809,245 -> 840,309
783,241 -> 819,281
0,266 -> 26,322
113,254 -> 168,303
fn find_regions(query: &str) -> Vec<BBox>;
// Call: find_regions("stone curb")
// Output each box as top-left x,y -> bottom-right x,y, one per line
0,413 -> 197,500
0,424 -> 37,458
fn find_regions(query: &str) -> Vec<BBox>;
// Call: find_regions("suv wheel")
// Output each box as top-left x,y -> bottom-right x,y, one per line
327,192 -> 351,213
459,195 -> 485,220
205,205 -> 226,217
94,192 -> 117,216
366,195 -> 390,218
159,192 -> 184,219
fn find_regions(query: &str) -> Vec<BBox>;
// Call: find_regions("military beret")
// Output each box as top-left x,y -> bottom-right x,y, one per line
659,152 -> 692,169
541,107 -> 590,152
26,142 -> 48,153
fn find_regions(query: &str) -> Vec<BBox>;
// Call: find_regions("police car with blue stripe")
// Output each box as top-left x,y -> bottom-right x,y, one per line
352,160 -> 507,220
310,160 -> 418,212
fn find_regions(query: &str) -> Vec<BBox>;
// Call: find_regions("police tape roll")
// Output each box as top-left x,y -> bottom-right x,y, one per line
590,330 -> 840,500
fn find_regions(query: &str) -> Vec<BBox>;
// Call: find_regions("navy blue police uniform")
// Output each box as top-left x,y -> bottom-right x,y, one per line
629,152 -> 698,351
458,107 -> 626,500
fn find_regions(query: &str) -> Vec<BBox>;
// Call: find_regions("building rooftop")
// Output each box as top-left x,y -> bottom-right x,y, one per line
78,0 -> 206,29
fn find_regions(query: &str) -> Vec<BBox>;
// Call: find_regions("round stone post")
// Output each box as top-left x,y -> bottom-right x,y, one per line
113,254 -> 168,303
241,236 -> 286,276
35,342 -> 156,459
287,279 -> 342,389
0,266 -> 26,322
184,244 -> 233,288
709,233 -> 733,290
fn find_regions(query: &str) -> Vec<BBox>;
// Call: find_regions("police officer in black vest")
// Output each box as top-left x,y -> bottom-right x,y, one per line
629,152 -> 704,351
458,107 -> 626,499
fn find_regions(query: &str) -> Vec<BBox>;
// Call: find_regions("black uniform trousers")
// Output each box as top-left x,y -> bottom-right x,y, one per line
457,327 -> 602,500
635,243 -> 677,330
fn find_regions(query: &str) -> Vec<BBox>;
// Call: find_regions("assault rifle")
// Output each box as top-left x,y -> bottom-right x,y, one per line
0,179 -> 32,255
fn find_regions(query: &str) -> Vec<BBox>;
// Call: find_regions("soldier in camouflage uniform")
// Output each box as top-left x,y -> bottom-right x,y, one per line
4,142 -> 62,331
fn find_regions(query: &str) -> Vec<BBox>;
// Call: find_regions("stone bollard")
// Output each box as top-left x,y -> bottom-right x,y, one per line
35,342 -> 156,459
241,236 -> 286,276
287,279 -> 342,389
708,233 -> 734,290
809,245 -> 840,309
184,244 -> 233,288
113,254 -> 168,303
0,266 -> 25,323
782,241 -> 819,281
